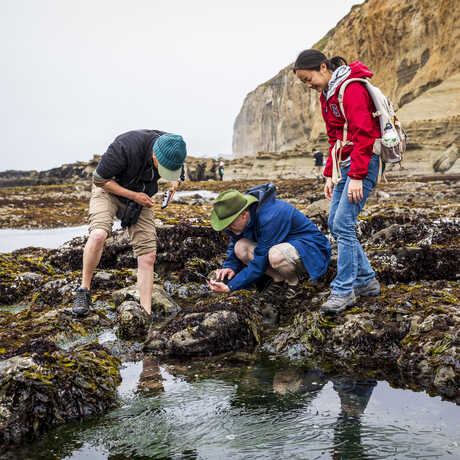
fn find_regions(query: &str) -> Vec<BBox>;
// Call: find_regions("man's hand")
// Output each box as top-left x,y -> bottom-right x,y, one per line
324,177 -> 334,200
133,192 -> 155,207
347,179 -> 363,203
168,180 -> 180,202
207,279 -> 231,293
214,268 -> 235,281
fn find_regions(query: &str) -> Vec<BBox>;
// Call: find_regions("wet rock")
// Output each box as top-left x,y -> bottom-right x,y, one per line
116,301 -> 150,340
151,285 -> 181,318
304,199 -> 330,217
0,341 -> 120,448
112,284 -> 180,320
144,291 -> 262,357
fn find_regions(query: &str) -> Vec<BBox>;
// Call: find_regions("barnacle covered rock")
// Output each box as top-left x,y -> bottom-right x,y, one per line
116,301 -> 150,340
0,340 -> 121,448
144,291 -> 262,357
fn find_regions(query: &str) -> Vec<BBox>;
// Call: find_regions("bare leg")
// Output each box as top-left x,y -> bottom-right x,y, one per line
137,251 -> 156,314
81,229 -> 108,289
234,238 -> 284,282
268,247 -> 299,286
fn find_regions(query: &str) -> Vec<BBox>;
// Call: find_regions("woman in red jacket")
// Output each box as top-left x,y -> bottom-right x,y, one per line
294,49 -> 381,314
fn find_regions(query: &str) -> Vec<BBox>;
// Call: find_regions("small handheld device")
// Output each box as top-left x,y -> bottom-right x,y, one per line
161,190 -> 171,209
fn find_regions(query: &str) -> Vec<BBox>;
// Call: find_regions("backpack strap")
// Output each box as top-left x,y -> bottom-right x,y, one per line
337,77 -> 370,143
331,78 -> 374,184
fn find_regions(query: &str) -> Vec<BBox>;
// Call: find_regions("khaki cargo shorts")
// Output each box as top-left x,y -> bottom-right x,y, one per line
88,185 -> 157,257
271,242 -> 307,278
245,240 -> 307,278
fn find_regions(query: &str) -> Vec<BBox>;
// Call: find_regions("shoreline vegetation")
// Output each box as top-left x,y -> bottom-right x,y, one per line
0,159 -> 459,449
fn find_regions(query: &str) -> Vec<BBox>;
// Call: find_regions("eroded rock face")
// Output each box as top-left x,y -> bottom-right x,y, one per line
0,341 -> 121,448
233,0 -> 460,157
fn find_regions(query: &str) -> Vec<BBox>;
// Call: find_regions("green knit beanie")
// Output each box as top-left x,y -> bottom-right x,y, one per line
153,134 -> 187,181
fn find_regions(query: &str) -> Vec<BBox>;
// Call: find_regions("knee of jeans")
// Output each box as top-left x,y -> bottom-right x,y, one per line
328,215 -> 335,235
332,216 -> 356,238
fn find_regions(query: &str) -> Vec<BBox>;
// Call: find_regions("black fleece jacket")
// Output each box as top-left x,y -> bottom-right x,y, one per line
95,130 -> 165,198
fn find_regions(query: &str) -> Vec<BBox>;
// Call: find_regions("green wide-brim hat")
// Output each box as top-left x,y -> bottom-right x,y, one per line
210,190 -> 258,231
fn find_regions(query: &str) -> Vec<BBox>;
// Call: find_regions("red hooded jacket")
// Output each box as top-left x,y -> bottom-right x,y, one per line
321,61 -> 380,180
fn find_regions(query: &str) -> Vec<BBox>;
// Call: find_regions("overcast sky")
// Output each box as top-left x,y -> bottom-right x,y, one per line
1,0 -> 363,171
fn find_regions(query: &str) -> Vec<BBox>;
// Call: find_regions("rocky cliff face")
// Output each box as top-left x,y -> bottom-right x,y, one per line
233,0 -> 460,157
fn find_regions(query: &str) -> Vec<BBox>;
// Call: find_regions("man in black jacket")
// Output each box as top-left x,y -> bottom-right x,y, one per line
72,129 -> 187,318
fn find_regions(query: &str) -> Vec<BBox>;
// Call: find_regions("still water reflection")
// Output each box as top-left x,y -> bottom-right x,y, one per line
4,357 -> 459,460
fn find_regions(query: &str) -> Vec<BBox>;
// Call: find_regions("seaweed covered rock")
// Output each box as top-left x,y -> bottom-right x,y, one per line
267,281 -> 460,403
45,223 -> 228,274
0,340 -> 121,448
144,291 -> 262,357
0,249 -> 54,305
0,304 -> 112,357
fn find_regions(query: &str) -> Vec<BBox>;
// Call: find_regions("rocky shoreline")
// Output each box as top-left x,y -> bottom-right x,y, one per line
0,175 -> 459,449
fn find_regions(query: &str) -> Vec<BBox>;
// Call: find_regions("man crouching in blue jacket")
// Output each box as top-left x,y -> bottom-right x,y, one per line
208,183 -> 331,296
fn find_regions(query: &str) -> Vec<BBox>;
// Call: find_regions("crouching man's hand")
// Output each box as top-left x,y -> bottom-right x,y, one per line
207,279 -> 231,293
206,268 -> 235,293
214,268 -> 235,281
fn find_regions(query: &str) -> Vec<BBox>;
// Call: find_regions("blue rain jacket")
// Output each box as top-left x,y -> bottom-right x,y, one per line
224,183 -> 331,292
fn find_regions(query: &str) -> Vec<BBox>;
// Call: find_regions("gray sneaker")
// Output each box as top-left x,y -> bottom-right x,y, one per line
72,287 -> 92,317
321,291 -> 356,315
354,278 -> 381,297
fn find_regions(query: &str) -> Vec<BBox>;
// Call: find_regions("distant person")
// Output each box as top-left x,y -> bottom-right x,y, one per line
207,183 -> 331,297
218,161 -> 224,181
72,130 -> 186,318
294,49 -> 381,314
312,148 -> 324,181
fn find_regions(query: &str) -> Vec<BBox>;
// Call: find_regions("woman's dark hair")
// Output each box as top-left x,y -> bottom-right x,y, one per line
293,49 -> 347,73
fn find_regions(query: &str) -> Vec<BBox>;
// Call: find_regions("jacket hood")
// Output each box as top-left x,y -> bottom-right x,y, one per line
349,61 -> 373,79
245,182 -> 276,210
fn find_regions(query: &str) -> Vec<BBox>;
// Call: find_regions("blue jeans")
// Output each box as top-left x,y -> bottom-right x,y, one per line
328,154 -> 379,296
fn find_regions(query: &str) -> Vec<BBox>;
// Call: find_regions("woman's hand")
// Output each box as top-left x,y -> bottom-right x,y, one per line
324,177 -> 334,200
207,280 -> 231,293
347,179 -> 363,203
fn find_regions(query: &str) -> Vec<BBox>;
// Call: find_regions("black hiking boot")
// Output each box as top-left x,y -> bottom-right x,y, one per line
72,287 -> 92,317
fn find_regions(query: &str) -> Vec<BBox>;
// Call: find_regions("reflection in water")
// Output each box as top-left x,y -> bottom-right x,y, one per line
332,377 -> 376,460
3,357 -> 459,460
138,357 -> 164,393
232,360 -> 376,459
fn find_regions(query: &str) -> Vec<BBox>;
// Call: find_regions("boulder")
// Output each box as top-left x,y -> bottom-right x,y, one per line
0,340 -> 121,448
433,144 -> 459,173
116,301 -> 150,340
112,284 -> 180,321
144,291 -> 262,357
